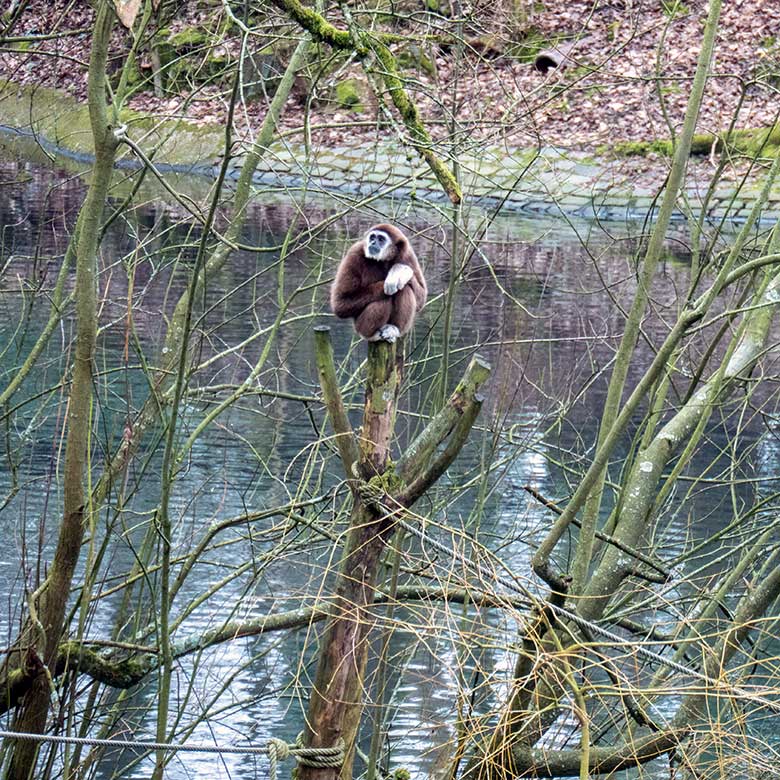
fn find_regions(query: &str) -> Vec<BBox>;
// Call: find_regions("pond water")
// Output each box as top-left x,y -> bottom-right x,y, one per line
0,142 -> 778,779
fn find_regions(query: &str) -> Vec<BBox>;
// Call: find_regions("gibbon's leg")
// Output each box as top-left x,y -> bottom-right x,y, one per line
389,285 -> 418,334
355,299 -> 392,339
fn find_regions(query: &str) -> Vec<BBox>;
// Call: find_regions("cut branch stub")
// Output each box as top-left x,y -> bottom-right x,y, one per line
397,355 -> 491,487
314,326 -> 360,481
400,392 -> 484,506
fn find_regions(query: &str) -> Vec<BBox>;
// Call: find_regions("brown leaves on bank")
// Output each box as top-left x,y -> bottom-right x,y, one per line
2,0 -> 779,156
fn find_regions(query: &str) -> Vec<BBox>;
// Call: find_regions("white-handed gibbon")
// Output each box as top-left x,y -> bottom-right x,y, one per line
330,224 -> 427,342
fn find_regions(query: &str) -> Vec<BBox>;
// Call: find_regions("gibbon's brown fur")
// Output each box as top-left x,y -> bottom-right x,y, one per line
330,223 -> 427,341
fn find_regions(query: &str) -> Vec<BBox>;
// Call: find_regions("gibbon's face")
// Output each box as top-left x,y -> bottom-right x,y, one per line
364,229 -> 393,261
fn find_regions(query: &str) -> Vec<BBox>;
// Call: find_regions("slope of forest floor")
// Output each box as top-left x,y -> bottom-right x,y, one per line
3,2 -> 779,145
1,0 -> 779,211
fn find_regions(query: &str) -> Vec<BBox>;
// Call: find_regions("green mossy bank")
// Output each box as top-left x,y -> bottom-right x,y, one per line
0,79 -> 225,168
605,126 -> 780,159
2,78 -> 779,226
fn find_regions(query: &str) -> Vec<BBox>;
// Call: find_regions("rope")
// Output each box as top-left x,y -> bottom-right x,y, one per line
0,729 -> 266,754
0,729 -> 345,779
293,733 -> 345,769
267,734 -> 344,780
266,738 -> 289,779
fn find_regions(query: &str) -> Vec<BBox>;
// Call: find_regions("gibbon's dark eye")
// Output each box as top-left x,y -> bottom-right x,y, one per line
369,232 -> 386,246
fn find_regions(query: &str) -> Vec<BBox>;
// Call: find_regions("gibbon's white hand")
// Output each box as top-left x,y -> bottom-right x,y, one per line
384,263 -> 414,296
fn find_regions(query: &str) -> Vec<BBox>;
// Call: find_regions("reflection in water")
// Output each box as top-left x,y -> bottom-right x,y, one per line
0,148 -> 778,779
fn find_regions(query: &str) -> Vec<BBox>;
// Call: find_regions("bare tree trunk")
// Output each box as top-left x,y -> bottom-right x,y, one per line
301,330 -> 490,779
0,28 -> 313,728
561,0 -> 724,595
465,257 -> 780,780
5,4 -> 117,779
301,336 -> 403,780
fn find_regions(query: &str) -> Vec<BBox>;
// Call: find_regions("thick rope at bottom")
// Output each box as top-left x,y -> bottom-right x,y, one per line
293,732 -> 345,767
0,727 -> 344,779
267,738 -> 290,780
267,733 -> 345,780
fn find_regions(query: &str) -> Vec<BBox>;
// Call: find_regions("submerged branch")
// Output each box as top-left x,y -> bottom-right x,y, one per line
0,585 -> 529,708
509,728 -> 688,778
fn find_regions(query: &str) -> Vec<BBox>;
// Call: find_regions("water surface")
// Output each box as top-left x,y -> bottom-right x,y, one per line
0,145 -> 776,779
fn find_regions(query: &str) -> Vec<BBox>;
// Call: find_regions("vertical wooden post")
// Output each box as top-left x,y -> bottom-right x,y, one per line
359,340 -> 402,478
302,339 -> 401,780
303,332 -> 490,780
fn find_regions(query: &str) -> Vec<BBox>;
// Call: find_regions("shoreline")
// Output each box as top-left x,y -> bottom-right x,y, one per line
1,79 -> 778,226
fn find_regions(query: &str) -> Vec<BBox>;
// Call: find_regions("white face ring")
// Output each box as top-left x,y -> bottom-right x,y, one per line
364,230 -> 391,260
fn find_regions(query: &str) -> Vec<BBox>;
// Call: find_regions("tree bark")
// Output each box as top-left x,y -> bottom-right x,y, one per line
301,334 -> 490,779
538,0 -> 724,595
301,338 -> 402,780
5,4 -> 117,778
467,263 -> 780,779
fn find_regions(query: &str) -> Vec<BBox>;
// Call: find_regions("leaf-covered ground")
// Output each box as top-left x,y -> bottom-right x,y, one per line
2,0 -> 779,170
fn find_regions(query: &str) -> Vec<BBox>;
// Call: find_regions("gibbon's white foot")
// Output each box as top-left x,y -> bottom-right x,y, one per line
384,263 -> 414,296
368,330 -> 385,342
379,324 -> 401,343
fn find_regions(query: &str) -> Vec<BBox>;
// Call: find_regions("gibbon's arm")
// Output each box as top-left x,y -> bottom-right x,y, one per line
409,273 -> 427,310
397,246 -> 427,310
402,259 -> 427,310
331,264 -> 387,320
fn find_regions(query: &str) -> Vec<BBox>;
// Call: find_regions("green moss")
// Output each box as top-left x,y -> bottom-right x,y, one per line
359,467 -> 405,510
139,26 -> 234,92
609,134 -> 713,157
167,26 -> 209,49
122,56 -> 146,89
730,125 -> 780,156
278,0 -> 352,49
369,468 -> 404,495
684,133 -> 717,155
608,127 -> 780,160
334,77 -> 365,109
615,139 -> 667,156
397,45 -> 436,77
